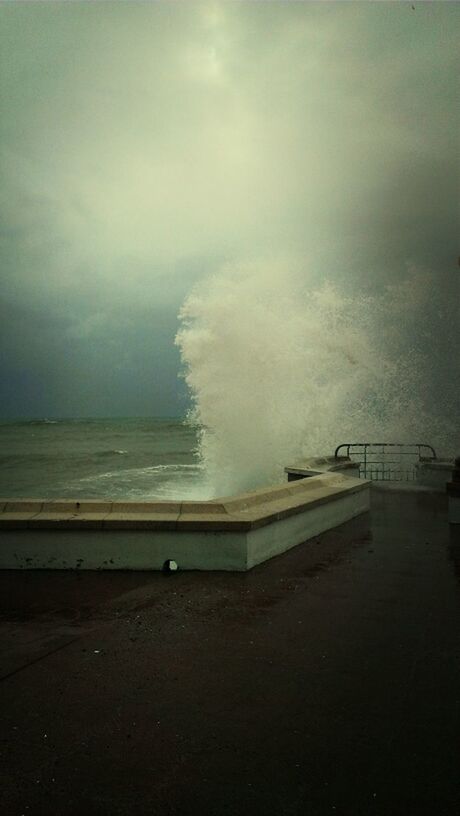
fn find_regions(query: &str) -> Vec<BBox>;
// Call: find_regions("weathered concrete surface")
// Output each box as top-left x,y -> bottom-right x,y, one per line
0,490 -> 459,816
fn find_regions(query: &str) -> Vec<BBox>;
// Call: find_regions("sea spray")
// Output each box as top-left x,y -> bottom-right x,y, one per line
175,261 -> 458,497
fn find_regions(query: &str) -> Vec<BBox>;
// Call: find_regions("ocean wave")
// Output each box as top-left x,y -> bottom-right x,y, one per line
0,420 -> 204,500
92,449 -> 129,458
76,462 -> 203,483
142,463 -> 203,471
0,453 -> 56,465
0,449 -> 130,465
0,419 -> 60,428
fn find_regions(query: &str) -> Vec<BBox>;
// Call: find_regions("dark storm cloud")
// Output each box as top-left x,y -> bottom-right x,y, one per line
0,1 -> 458,417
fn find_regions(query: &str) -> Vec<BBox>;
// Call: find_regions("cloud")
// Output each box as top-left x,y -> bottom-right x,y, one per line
0,0 -> 458,416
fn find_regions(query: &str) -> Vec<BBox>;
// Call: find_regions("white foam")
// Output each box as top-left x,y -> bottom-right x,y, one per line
176,260 -> 458,498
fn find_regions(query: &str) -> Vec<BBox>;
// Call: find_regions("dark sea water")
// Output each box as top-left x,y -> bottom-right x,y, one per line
0,418 -> 205,500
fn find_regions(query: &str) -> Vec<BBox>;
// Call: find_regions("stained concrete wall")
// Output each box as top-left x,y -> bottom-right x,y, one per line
247,489 -> 369,569
0,473 -> 370,571
0,529 -> 247,571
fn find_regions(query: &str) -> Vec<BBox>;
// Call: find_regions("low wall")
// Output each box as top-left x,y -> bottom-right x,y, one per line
285,456 -> 360,481
415,460 -> 454,490
0,472 -> 370,571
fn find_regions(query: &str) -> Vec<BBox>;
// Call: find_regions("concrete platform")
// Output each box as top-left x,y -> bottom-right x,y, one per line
0,489 -> 459,815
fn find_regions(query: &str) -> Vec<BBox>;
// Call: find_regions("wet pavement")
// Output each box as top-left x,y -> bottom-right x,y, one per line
1,488 -> 459,816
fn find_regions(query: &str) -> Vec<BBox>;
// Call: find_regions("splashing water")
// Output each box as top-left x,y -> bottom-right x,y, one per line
175,261 -> 458,497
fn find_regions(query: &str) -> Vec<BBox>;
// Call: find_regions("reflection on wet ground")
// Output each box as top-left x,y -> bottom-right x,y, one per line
0,487 -> 459,816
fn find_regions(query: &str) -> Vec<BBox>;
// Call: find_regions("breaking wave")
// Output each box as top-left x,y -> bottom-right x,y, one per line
176,260 -> 459,497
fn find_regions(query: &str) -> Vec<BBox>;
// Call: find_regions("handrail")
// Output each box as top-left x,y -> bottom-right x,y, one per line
334,443 -> 437,460
334,443 -> 437,483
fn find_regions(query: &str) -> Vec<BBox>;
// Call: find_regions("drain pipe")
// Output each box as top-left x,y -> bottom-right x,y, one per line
162,559 -> 179,574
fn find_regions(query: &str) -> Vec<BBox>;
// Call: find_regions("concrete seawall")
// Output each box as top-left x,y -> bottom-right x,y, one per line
0,472 -> 370,571
415,459 -> 454,490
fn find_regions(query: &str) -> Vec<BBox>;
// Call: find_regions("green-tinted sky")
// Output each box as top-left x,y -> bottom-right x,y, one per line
0,1 -> 458,418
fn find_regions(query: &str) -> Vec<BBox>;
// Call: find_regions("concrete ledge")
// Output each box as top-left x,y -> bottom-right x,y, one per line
285,456 -> 360,481
247,488 -> 369,569
0,473 -> 370,571
415,460 -> 454,491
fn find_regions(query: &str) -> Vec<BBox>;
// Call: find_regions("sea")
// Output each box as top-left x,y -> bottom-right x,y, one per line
0,418 -> 205,501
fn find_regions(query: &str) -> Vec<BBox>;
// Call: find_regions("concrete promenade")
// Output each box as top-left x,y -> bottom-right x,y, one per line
1,488 -> 459,815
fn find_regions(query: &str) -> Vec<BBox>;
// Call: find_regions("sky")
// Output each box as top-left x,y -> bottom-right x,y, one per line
0,0 -> 458,419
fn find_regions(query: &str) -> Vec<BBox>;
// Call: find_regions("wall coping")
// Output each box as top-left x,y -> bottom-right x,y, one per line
285,456 -> 358,477
0,472 -> 369,533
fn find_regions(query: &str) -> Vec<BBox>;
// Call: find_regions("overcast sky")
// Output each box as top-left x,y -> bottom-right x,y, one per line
0,1 -> 458,419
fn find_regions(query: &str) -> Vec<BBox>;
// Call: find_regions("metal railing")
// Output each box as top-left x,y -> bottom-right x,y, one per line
334,443 -> 437,482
